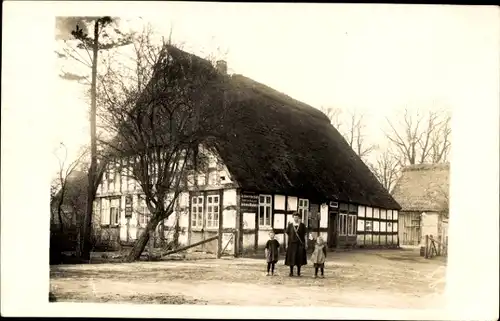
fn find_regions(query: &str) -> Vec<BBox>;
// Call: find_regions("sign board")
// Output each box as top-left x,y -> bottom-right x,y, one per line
329,201 -> 339,208
240,193 -> 258,212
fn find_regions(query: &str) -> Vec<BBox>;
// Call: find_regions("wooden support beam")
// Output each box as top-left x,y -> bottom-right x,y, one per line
161,234 -> 219,257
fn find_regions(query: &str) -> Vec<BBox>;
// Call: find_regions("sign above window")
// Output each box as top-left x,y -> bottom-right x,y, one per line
329,201 -> 338,208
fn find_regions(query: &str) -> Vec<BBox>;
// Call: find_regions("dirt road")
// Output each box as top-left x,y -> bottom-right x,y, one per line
50,249 -> 446,308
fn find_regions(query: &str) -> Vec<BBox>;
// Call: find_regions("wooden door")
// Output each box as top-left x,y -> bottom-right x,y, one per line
327,211 -> 338,248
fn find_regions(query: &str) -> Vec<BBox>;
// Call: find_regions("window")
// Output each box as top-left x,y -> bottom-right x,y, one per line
191,196 -> 204,228
205,195 -> 220,228
100,199 -> 110,224
365,220 -> 373,231
347,214 -> 357,236
110,198 -> 120,225
258,195 -> 272,227
197,174 -> 206,186
125,195 -> 132,218
298,199 -> 309,224
338,213 -> 347,235
138,200 -> 150,226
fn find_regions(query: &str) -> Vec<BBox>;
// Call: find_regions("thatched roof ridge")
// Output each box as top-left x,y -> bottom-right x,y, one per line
392,163 -> 449,212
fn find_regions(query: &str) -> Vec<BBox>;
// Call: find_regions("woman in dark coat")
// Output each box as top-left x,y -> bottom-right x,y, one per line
285,212 -> 307,276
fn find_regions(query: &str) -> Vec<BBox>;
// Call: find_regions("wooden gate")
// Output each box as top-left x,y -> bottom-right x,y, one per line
399,212 -> 421,246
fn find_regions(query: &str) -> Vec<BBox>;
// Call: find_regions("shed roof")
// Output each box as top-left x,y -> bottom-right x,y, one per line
391,163 -> 449,212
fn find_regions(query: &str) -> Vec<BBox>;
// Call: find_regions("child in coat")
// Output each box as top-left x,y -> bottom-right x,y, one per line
310,236 -> 327,278
265,230 -> 280,276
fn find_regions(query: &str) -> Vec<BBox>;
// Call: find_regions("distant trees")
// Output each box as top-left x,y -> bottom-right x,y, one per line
385,108 -> 451,166
320,106 -> 376,160
51,143 -> 88,232
320,105 -> 451,193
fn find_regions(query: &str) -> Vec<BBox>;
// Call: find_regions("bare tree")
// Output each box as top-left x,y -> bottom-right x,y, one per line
96,27 -> 230,262
51,143 -> 89,233
368,148 -> 401,192
319,106 -> 343,131
56,16 -> 133,261
320,106 -> 376,160
385,108 -> 451,166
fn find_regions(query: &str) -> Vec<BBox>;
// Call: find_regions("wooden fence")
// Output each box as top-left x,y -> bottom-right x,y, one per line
423,234 -> 448,259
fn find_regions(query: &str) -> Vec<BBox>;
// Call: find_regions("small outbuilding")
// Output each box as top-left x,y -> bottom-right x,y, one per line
391,163 -> 450,247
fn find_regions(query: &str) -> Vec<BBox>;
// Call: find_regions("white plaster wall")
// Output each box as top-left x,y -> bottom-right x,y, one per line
274,195 -> 286,210
374,208 -> 380,219
274,213 -> 285,229
387,210 -> 393,220
380,221 -> 387,232
242,212 -> 255,229
357,234 -> 364,245
358,205 -> 365,217
258,230 -> 270,246
320,203 -> 328,228
287,196 -> 298,212
178,192 -> 190,229
381,209 -> 387,220
420,212 -> 440,245
365,206 -> 372,218
119,195 -> 127,241
222,189 -> 237,229
357,218 -> 365,231
393,210 -> 399,220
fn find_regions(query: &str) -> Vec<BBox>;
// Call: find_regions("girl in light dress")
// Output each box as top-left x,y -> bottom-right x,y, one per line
310,236 -> 327,278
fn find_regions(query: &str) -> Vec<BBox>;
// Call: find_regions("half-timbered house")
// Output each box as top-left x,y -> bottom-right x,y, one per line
91,46 -> 401,255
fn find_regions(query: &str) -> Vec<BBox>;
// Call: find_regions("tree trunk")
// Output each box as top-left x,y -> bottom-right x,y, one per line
125,215 -> 161,262
81,19 -> 100,262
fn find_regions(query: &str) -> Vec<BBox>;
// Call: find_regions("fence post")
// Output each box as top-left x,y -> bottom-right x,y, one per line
424,234 -> 429,258
216,233 -> 222,259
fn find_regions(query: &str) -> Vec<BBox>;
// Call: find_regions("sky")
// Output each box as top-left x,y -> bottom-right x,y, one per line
53,3 -> 497,174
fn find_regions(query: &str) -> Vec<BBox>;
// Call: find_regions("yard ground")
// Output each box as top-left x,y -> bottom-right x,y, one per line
50,248 -> 447,308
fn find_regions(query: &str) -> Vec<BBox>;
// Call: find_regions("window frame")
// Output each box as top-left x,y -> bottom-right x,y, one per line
109,197 -> 120,226
138,200 -> 150,226
338,213 -> 348,236
347,214 -> 357,236
191,195 -> 204,229
205,195 -> 220,229
258,194 -> 272,228
298,198 -> 309,226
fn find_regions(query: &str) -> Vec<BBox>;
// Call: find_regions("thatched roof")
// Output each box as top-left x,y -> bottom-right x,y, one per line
391,163 -> 449,212
122,45 -> 401,210
209,74 -> 400,209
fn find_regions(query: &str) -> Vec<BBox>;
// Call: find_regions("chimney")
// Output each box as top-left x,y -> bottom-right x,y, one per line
216,60 -> 227,74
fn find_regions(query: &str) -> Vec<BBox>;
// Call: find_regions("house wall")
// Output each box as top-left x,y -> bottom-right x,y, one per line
91,148 -> 400,254
356,206 -> 399,248
92,146 -> 237,253
398,211 -> 422,246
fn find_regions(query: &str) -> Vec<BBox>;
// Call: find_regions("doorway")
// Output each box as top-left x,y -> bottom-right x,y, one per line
327,211 -> 338,248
